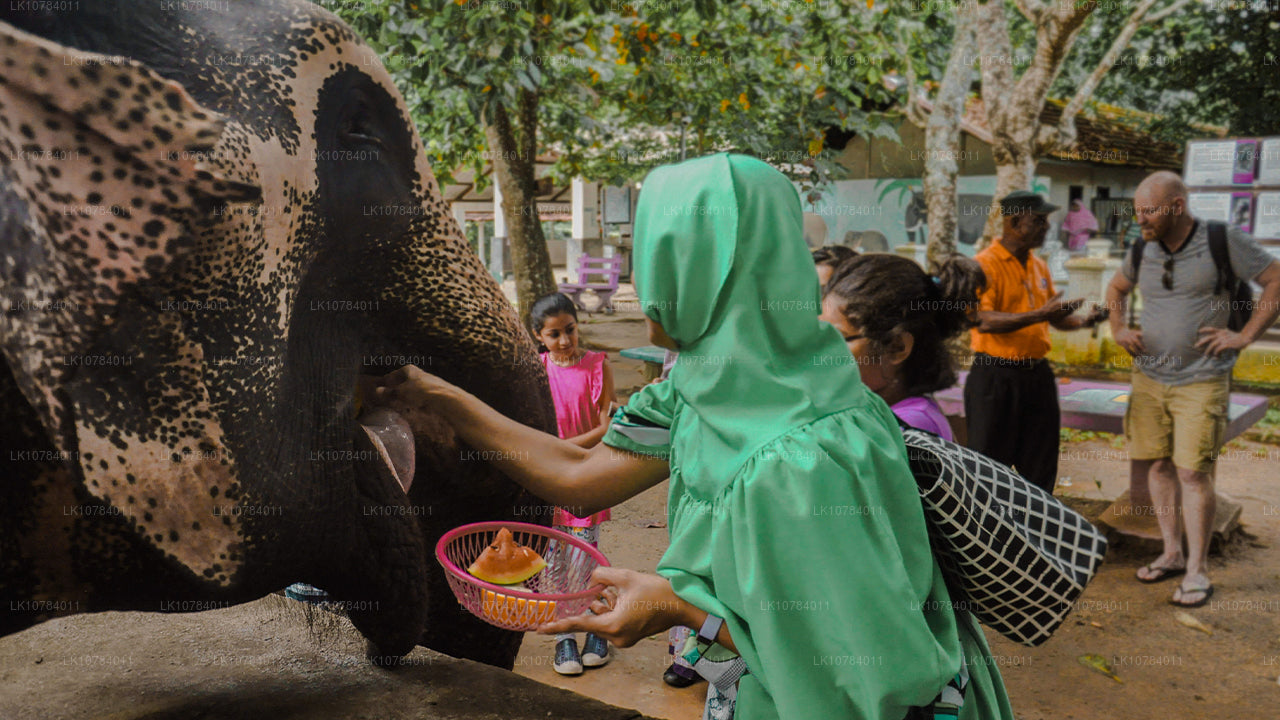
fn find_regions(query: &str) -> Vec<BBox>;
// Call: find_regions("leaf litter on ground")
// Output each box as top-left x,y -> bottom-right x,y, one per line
1078,654 -> 1123,683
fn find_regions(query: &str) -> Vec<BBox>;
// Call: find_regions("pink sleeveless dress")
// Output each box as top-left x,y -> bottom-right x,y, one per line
542,350 -> 611,527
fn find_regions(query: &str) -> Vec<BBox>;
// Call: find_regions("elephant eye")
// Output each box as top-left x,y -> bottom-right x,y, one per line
339,93 -> 384,147
340,111 -> 380,144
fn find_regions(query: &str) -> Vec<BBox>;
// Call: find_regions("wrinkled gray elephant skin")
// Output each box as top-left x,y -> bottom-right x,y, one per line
0,0 -> 555,669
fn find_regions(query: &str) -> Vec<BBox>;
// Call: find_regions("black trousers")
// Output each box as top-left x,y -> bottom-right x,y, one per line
963,355 -> 1061,494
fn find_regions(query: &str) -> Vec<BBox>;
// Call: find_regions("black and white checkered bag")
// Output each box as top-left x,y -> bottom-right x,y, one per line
899,427 -> 1109,647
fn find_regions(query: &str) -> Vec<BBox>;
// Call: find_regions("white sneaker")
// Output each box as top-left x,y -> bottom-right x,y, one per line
581,633 -> 610,668
553,638 -> 583,675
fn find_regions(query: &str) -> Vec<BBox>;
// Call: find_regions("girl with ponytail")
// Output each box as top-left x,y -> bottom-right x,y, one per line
819,253 -> 986,440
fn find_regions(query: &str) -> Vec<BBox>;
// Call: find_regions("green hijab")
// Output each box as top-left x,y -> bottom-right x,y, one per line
619,154 -> 996,720
633,153 -> 865,481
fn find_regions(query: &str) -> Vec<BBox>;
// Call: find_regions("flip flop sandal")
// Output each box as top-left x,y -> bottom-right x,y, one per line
1169,584 -> 1215,609
1135,564 -> 1186,584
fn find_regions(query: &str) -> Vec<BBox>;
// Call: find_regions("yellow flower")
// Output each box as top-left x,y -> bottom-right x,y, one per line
738,92 -> 750,110
671,32 -> 682,42
482,85 -> 491,92
808,136 -> 824,156
720,99 -> 732,113
814,86 -> 827,99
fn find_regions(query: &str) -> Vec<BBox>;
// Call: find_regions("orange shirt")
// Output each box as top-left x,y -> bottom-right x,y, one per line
969,239 -> 1056,361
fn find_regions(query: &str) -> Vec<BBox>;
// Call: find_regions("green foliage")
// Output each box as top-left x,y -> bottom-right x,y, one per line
320,0 -> 912,191
1059,428 -> 1125,449
1053,4 -> 1280,141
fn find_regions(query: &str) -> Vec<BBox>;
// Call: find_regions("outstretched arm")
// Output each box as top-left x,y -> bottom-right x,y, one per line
376,365 -> 668,515
976,292 -> 1082,334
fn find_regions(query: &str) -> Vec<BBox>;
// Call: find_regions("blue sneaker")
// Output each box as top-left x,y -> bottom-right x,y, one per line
582,632 -> 610,668
554,638 -> 583,676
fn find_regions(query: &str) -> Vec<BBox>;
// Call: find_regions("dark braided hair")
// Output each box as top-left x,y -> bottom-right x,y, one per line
825,253 -> 985,397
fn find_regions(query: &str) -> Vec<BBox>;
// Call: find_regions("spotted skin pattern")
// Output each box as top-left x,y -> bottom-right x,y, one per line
0,1 -> 555,667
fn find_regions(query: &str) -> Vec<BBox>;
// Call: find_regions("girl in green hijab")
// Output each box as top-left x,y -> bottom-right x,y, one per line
377,154 -> 1013,720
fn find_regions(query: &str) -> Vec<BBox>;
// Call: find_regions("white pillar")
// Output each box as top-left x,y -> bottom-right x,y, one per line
490,178 -> 506,279
571,177 -> 600,263
451,203 -> 467,234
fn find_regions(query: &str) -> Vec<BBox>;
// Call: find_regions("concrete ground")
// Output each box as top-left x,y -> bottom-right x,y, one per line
0,595 -> 659,720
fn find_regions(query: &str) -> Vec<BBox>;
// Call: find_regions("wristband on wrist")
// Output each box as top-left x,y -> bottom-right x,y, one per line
697,613 -> 723,647
679,613 -> 724,666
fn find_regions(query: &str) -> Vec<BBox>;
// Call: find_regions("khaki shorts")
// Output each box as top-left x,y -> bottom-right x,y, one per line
1124,372 -> 1229,474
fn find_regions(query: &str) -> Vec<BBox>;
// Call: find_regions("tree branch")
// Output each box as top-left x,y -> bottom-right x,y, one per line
974,0 -> 1016,132
1049,0 -> 1192,153
1014,0 -> 1046,23
1147,0 -> 1194,24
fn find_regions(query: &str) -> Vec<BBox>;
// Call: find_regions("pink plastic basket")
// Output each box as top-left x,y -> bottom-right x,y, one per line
435,521 -> 610,631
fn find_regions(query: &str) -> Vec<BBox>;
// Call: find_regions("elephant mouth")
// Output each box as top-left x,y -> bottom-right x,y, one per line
336,395 -> 432,662
357,407 -> 415,493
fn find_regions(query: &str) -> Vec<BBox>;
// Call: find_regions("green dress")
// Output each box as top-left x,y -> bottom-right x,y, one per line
602,154 -> 1014,720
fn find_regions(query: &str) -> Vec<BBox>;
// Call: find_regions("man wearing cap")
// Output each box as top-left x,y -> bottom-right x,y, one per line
965,191 -> 1105,494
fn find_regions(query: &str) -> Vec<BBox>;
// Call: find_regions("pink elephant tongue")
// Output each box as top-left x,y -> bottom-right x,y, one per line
358,407 -> 415,493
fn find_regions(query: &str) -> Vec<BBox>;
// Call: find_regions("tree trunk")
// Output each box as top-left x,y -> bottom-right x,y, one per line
483,92 -> 556,326
983,143 -> 1038,242
923,6 -> 978,273
919,0 -> 1186,250
974,0 -> 1092,245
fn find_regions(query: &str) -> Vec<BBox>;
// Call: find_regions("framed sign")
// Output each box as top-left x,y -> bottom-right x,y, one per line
602,185 -> 632,225
1233,139 -> 1258,184
1258,138 -> 1280,185
1185,140 -> 1237,186
1229,192 -> 1253,233
1185,139 -> 1256,186
1188,192 -> 1232,222
1254,192 -> 1280,240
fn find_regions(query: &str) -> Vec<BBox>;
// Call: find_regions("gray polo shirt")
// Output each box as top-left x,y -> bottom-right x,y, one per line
1121,218 -> 1275,385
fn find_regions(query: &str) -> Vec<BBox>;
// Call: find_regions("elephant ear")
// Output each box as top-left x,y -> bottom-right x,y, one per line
0,21 -> 262,583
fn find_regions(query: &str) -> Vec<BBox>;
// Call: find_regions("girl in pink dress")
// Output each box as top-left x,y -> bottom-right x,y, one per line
530,293 -> 617,675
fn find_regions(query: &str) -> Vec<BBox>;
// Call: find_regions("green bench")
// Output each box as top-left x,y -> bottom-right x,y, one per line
620,345 -> 668,382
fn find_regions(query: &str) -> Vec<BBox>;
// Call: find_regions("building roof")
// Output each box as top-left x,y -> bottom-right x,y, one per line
945,96 -> 1225,171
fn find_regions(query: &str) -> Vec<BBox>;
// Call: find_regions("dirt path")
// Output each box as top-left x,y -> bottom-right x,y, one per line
513,310 -> 1280,720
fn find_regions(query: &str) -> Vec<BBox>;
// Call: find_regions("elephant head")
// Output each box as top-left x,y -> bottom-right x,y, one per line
0,0 -> 554,667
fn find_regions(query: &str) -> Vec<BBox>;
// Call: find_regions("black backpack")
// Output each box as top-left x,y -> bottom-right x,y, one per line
1128,220 -> 1253,332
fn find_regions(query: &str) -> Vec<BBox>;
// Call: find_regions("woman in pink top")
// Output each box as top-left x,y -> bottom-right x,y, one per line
1061,199 -> 1099,252
817,253 -> 986,441
530,293 -> 617,675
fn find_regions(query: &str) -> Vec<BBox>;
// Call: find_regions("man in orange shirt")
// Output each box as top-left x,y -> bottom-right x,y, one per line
965,191 -> 1106,493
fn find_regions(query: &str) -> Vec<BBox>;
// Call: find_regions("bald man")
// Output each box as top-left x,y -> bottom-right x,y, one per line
1106,171 -> 1280,608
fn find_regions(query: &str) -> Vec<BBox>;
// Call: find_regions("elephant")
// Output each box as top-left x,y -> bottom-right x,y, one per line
0,0 -> 555,669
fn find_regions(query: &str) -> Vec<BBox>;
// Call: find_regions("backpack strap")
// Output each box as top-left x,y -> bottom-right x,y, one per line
1207,220 -> 1235,296
1127,237 -> 1145,329
1128,236 -> 1146,286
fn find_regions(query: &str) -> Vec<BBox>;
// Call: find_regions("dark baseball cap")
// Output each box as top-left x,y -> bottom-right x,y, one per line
999,190 -> 1059,216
